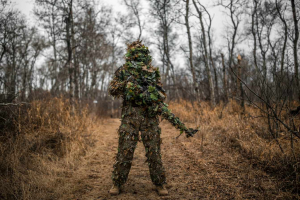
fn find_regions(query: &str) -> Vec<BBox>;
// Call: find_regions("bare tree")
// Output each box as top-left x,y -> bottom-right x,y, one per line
275,0 -> 288,76
148,0 -> 180,99
289,0 -> 299,99
35,0 -> 63,92
221,53 -> 228,102
63,0 -> 74,103
0,4 -> 46,102
193,0 -> 215,107
19,27 -> 46,100
0,0 -> 10,64
123,0 -> 143,41
184,0 -> 199,100
218,0 -> 245,97
109,14 -> 134,117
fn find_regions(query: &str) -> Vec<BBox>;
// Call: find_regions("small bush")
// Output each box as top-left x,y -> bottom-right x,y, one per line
0,97 -> 96,199
169,100 -> 300,194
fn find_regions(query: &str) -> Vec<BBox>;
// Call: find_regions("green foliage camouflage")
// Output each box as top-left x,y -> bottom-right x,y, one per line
109,41 -> 198,137
112,111 -> 166,186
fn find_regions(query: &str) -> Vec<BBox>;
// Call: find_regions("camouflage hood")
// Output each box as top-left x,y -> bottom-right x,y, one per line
109,40 -> 198,138
121,41 -> 165,107
125,40 -> 152,65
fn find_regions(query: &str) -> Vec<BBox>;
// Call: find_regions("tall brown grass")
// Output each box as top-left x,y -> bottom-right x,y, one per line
0,98 -> 97,200
169,100 -> 300,194
1,97 -> 299,199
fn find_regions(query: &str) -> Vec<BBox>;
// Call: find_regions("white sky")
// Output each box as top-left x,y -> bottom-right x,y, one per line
13,0 -> 235,70
13,0 -> 227,41
13,0 -> 127,23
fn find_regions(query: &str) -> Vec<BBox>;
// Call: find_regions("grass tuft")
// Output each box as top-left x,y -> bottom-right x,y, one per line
169,100 -> 300,194
0,97 -> 98,199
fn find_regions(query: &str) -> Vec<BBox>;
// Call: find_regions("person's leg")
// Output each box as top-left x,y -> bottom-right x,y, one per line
140,117 -> 166,186
112,117 -> 139,187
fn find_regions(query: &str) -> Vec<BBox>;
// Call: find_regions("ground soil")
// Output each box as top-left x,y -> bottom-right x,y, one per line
63,118 -> 284,200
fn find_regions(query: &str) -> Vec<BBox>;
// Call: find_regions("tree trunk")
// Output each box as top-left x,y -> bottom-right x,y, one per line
290,0 -> 299,99
237,55 -> 245,113
65,0 -> 74,104
70,1 -> 79,100
252,0 -> 259,73
163,26 -> 179,100
227,1 -> 239,98
185,0 -> 199,100
221,53 -> 228,103
193,0 -> 215,107
275,0 -> 288,76
211,58 -> 219,103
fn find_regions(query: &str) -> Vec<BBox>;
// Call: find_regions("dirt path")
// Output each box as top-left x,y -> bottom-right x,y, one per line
65,118 -> 281,200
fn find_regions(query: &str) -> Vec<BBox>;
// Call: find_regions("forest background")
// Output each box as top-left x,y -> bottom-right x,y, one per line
0,0 -> 300,199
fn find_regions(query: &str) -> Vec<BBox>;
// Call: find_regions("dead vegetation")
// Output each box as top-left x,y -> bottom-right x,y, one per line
0,97 -> 98,200
0,98 -> 299,199
169,100 -> 300,196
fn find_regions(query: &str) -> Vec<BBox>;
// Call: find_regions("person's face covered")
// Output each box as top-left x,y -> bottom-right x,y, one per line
126,45 -> 152,65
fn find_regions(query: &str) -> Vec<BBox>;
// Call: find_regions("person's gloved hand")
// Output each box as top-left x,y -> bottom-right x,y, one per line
185,128 -> 198,138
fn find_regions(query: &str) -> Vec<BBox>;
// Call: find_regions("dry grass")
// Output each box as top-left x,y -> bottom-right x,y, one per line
0,98 -> 99,200
169,99 -> 300,195
1,98 -> 299,199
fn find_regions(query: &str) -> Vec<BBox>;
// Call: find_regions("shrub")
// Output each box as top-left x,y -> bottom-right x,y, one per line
0,98 -> 96,199
169,100 -> 300,193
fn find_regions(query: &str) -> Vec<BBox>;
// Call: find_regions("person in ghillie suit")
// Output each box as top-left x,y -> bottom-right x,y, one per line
108,40 -> 198,196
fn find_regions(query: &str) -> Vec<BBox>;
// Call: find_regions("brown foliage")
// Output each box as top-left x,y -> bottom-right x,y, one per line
0,98 -> 299,199
169,100 -> 300,194
0,98 -> 97,199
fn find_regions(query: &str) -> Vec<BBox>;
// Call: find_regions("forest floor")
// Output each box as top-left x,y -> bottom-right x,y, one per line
61,118 -> 285,200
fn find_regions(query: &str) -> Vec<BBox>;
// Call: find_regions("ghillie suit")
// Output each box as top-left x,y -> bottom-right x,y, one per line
109,41 -> 198,187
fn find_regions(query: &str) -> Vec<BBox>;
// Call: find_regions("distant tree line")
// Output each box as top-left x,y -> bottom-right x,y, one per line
0,0 -> 299,117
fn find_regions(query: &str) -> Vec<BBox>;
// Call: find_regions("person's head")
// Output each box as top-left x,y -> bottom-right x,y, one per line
125,40 -> 152,65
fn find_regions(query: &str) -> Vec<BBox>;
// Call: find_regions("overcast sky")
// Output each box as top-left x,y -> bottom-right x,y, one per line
13,0 -> 238,69
13,0 -> 227,40
14,0 -> 126,23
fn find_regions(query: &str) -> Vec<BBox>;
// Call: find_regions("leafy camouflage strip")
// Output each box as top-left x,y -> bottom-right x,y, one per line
112,106 -> 166,186
108,44 -> 196,136
109,75 -> 126,98
110,40 -> 198,187
146,102 -> 189,133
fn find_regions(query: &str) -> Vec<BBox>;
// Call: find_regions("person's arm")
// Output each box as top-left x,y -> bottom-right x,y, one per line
158,103 -> 198,137
159,103 -> 188,132
153,70 -> 197,137
109,66 -> 126,98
